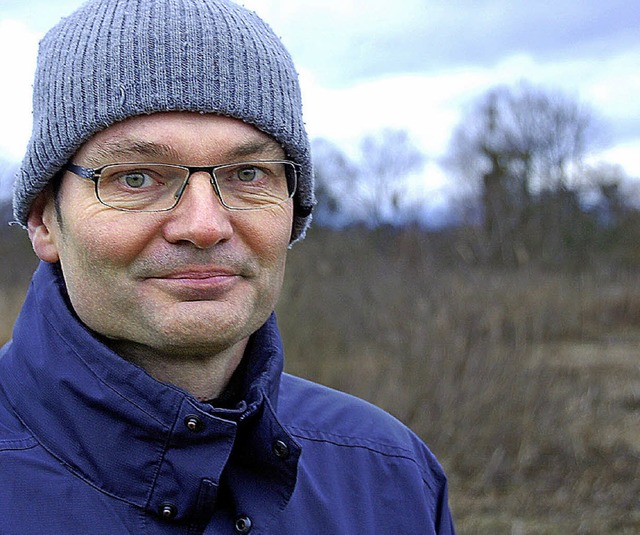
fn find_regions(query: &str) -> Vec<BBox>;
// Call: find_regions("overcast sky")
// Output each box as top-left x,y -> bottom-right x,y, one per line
1,0 -> 639,201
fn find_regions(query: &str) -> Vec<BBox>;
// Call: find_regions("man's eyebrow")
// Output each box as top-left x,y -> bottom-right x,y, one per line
85,140 -> 181,166
224,138 -> 285,160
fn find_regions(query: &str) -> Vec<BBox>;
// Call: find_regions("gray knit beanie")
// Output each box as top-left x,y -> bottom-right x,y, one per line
13,0 -> 314,242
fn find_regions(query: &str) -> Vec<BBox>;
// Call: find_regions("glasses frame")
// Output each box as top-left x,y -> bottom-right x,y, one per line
63,160 -> 299,212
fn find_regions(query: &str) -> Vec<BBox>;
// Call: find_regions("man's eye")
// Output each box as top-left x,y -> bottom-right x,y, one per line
119,172 -> 153,188
236,167 -> 264,182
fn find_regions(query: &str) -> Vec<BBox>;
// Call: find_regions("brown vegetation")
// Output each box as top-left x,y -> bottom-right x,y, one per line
279,227 -> 640,534
1,220 -> 638,533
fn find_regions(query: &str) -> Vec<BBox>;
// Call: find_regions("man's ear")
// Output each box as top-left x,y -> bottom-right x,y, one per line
27,190 -> 61,263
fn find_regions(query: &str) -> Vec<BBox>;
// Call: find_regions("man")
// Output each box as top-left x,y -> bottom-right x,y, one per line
0,0 -> 455,533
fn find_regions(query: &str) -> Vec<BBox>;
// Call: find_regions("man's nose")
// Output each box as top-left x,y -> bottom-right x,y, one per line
161,172 -> 233,248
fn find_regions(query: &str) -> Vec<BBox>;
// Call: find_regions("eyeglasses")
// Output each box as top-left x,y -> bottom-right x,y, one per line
63,160 -> 298,212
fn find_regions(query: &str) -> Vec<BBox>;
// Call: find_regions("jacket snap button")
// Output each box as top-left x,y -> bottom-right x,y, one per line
184,415 -> 204,432
235,515 -> 252,533
160,502 -> 177,520
273,439 -> 290,459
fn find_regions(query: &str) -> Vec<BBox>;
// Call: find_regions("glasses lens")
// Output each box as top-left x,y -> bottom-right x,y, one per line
95,161 -> 297,212
97,164 -> 188,211
213,161 -> 297,210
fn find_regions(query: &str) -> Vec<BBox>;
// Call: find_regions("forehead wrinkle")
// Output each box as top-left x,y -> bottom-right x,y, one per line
83,138 -> 285,167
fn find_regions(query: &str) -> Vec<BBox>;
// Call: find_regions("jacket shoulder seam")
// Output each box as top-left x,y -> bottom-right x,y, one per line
286,425 -> 444,494
287,424 -> 415,458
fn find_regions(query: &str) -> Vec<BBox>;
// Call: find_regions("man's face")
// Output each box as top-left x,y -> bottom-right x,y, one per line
29,112 -> 293,359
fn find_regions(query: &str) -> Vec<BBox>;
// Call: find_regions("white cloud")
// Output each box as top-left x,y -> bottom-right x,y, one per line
596,142 -> 640,179
0,19 -> 40,160
302,49 -> 640,148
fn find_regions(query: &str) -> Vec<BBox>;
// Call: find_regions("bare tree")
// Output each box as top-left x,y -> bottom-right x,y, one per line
312,129 -> 425,228
311,138 -> 359,227
577,162 -> 640,265
356,129 -> 425,226
447,82 -> 598,264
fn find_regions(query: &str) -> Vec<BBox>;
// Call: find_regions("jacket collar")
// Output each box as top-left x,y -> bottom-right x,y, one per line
2,261 -> 298,521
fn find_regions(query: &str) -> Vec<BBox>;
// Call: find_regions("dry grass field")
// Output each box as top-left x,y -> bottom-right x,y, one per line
279,228 -> 640,534
1,222 -> 638,533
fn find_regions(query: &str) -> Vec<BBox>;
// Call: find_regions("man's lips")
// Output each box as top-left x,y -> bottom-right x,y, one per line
158,269 -> 239,280
144,268 -> 244,298
142,262 -> 246,279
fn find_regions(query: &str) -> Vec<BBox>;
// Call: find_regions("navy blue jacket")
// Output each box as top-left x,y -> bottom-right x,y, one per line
0,262 -> 455,534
